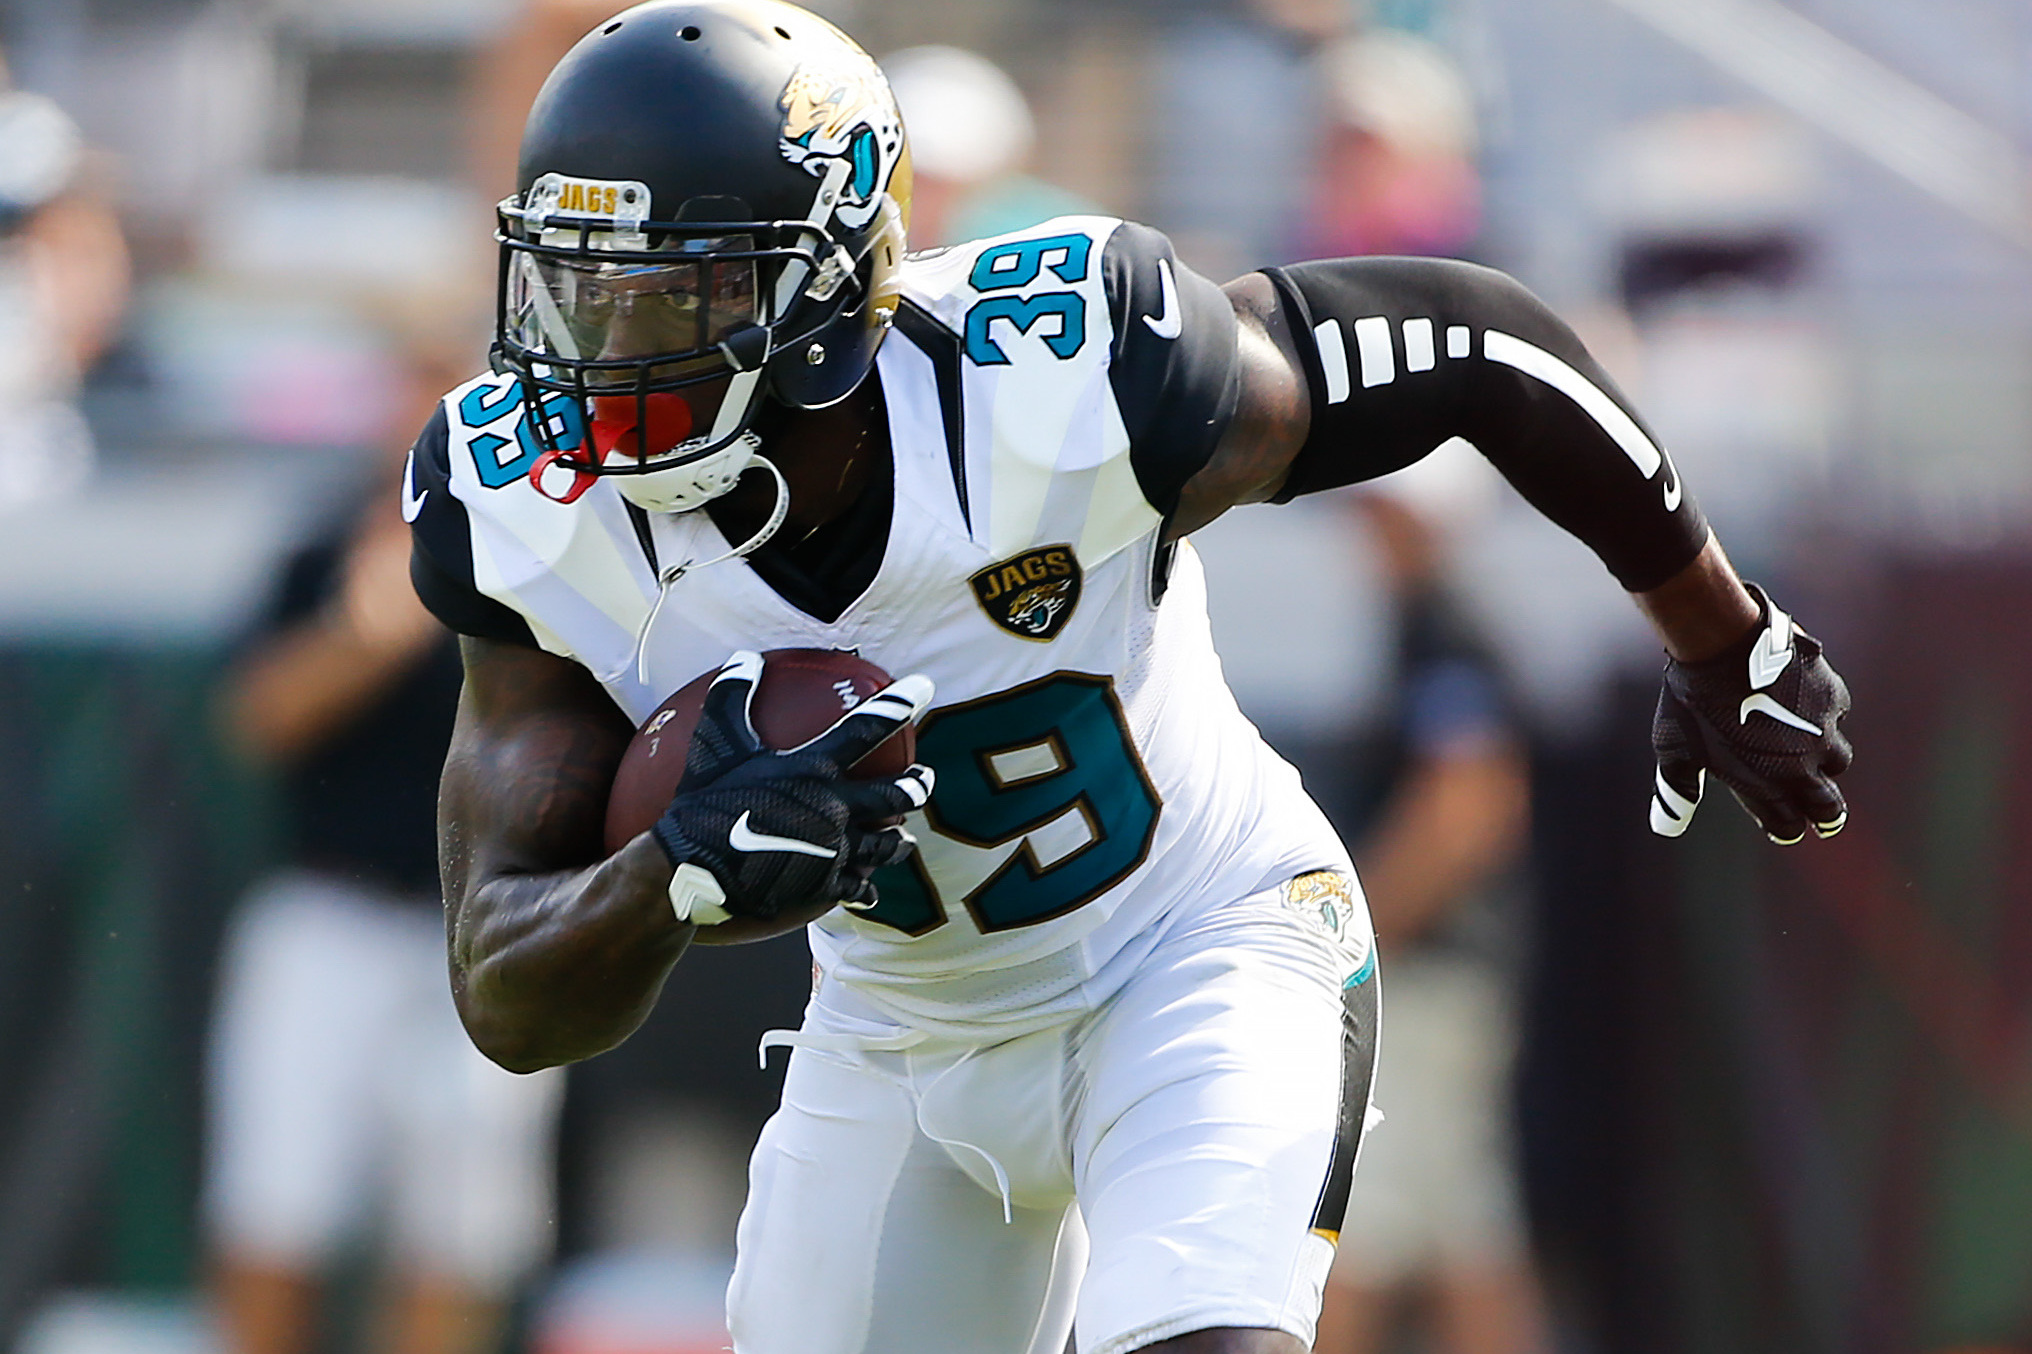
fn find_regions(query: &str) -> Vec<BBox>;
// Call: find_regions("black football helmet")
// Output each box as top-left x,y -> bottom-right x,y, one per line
494,0 -> 910,512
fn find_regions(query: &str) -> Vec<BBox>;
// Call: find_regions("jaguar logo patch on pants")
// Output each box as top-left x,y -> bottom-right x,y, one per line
970,545 -> 1082,641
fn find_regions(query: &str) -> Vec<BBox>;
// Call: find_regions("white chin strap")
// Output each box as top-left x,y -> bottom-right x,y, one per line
600,368 -> 798,685
602,443 -> 791,688
612,368 -> 771,515
633,447 -> 791,573
613,429 -> 771,516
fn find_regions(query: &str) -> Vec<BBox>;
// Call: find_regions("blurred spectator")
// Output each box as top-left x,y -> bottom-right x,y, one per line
1300,28 -> 1481,260
1597,107 -> 1832,573
7,0 -> 287,272
204,342 -> 564,1354
1313,463 -> 1548,1354
881,45 -> 1093,248
0,54 -> 129,510
1146,6 -> 1319,277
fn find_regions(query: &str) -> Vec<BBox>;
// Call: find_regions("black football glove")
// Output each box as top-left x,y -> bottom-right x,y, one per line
1650,584 -> 1853,845
651,651 -> 936,925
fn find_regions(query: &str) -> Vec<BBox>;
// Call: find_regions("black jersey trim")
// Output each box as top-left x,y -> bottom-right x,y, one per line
410,545 -> 537,648
714,425 -> 893,624
1310,966 -> 1380,1240
1149,538 -> 1178,606
893,298 -> 971,533
625,500 -> 660,576
1102,222 -> 1241,522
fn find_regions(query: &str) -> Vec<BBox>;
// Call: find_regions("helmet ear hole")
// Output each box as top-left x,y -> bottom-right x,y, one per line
680,25 -> 701,40
719,325 -> 770,372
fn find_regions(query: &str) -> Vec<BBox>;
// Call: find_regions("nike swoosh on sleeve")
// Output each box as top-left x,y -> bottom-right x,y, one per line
729,810 -> 838,859
1142,257 -> 1181,339
401,450 -> 429,522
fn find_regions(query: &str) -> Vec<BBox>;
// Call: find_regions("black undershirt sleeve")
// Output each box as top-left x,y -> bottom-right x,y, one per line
1104,222 -> 1243,521
404,404 -> 541,648
1262,257 -> 1707,593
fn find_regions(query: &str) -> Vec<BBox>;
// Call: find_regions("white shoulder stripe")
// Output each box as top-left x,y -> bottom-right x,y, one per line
1446,325 -> 1471,359
1354,315 -> 1395,387
1313,320 -> 1351,405
1482,329 -> 1664,478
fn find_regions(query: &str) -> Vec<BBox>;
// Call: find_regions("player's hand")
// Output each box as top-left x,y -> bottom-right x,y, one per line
650,651 -> 936,925
1649,584 -> 1853,845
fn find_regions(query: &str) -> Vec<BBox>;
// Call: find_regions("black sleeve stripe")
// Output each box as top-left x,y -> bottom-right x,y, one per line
405,401 -> 540,649
1102,222 -> 1242,521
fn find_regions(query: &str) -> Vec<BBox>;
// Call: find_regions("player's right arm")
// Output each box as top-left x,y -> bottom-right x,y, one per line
400,401 -> 685,1071
411,403 -> 933,1070
439,639 -> 933,1072
439,634 -> 693,1073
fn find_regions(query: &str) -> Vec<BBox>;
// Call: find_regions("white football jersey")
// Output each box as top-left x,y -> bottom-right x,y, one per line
410,216 -> 1354,1039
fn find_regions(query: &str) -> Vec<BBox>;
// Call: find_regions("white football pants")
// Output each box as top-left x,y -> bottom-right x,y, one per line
729,877 -> 1379,1354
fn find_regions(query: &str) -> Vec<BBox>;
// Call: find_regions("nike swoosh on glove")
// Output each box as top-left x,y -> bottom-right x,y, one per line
651,651 -> 937,925
1650,584 -> 1853,845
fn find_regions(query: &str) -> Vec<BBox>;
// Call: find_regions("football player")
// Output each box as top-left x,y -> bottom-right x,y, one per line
404,4 -> 1852,1352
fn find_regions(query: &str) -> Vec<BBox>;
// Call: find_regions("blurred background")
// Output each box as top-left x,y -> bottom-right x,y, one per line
0,0 -> 2028,1351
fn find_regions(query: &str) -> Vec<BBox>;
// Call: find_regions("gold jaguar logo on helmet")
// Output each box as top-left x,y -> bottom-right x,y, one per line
778,53 -> 908,233
970,546 -> 1082,641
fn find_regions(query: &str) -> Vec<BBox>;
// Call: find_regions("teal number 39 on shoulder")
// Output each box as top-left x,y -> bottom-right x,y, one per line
962,233 -> 1091,366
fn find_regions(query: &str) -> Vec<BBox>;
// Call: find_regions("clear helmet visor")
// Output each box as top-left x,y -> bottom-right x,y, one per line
506,241 -> 760,382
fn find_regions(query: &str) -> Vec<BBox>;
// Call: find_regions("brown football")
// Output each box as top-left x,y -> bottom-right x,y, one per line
603,648 -> 915,855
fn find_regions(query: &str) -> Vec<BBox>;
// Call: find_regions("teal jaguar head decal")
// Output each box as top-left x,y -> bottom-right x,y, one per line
778,52 -> 908,233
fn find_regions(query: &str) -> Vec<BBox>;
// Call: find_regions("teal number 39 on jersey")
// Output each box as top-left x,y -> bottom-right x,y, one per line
861,673 -> 1162,936
456,379 -> 586,490
962,232 -> 1091,367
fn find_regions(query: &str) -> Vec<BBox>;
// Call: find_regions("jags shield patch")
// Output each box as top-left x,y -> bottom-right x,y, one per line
970,545 -> 1081,641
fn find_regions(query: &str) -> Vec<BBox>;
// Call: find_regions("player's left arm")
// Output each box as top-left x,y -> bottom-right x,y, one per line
1171,261 -> 1851,845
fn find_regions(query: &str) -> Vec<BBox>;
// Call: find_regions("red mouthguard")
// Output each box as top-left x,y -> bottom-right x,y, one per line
590,394 -> 696,463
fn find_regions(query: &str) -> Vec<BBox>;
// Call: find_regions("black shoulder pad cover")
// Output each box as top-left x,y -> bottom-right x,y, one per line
1103,221 -> 1241,520
1263,257 -> 1707,593
406,404 -> 541,648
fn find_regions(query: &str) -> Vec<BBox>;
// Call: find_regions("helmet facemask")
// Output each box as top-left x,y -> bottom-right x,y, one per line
494,0 -> 913,514
494,192 -> 870,512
